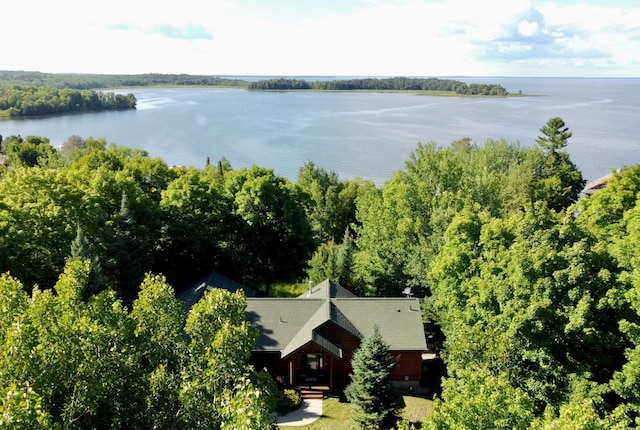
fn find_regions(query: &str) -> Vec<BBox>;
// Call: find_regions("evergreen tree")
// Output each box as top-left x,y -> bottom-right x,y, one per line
536,117 -> 572,153
307,240 -> 340,285
533,117 -> 585,211
345,325 -> 402,429
68,222 -> 104,299
109,192 -> 149,303
70,221 -> 90,261
336,227 -> 357,293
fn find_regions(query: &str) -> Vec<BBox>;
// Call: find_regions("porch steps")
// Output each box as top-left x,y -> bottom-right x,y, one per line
296,386 -> 329,400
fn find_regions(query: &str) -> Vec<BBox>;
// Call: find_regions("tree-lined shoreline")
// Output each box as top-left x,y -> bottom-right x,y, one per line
0,71 -> 516,119
2,80 -> 637,427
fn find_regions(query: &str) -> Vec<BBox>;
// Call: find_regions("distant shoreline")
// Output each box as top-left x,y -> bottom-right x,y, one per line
244,88 -> 534,97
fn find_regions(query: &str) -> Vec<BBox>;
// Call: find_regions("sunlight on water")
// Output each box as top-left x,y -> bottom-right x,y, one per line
2,78 -> 639,186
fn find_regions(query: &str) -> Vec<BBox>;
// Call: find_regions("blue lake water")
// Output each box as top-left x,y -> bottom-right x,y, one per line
1,77 -> 639,186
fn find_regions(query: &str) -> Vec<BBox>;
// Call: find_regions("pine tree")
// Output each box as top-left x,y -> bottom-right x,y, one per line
534,117 -> 585,211
70,221 -> 90,261
109,192 -> 149,303
345,325 -> 402,429
536,116 -> 572,153
336,227 -> 356,292
68,221 -> 104,300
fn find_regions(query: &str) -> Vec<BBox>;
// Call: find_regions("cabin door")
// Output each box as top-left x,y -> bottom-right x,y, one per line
299,353 -> 328,385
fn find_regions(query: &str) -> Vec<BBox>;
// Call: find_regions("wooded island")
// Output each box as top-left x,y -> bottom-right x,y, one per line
0,71 -> 511,119
248,76 -> 510,95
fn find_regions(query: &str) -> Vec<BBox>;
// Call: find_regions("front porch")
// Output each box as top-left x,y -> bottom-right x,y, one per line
286,351 -> 341,392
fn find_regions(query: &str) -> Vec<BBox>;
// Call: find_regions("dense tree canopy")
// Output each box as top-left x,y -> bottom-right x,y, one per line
2,116 -> 640,426
0,86 -> 136,117
0,70 -> 248,90
353,136 -> 583,296
0,140 -> 319,298
224,166 -> 316,295
421,170 -> 639,427
248,77 -> 509,95
0,264 -> 276,429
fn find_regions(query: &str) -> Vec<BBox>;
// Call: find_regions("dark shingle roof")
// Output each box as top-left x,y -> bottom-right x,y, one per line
177,272 -> 256,315
299,279 -> 357,299
179,276 -> 428,357
247,282 -> 427,357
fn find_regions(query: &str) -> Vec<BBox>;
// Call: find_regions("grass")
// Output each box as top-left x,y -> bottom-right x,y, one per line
400,395 -> 434,426
278,395 -> 433,429
270,281 -> 310,297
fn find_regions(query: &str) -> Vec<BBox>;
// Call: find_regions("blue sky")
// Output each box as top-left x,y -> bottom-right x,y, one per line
4,0 -> 639,77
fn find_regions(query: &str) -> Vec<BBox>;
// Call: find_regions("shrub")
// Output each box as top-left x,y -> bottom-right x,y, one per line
276,389 -> 302,414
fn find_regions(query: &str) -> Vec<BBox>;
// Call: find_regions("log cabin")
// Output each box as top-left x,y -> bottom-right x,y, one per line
246,279 -> 428,395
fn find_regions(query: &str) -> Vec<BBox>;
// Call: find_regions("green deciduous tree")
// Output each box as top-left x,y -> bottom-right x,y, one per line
355,139 -> 557,297
429,202 -> 631,414
130,274 -> 185,370
0,264 -> 278,428
423,369 -> 535,430
158,166 -> 229,285
529,400 -> 632,430
0,167 -> 85,288
0,382 -> 56,429
180,288 -> 277,429
225,166 -> 315,295
2,135 -> 62,168
297,160 -> 364,242
0,260 -> 147,428
345,325 -> 402,429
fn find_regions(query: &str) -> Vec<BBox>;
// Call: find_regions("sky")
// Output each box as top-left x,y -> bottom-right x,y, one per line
3,0 -> 639,77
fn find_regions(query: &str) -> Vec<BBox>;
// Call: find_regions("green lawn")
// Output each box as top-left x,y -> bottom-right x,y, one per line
279,395 -> 433,429
270,281 -> 309,297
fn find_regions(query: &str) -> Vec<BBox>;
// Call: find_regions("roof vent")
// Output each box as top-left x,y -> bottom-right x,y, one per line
308,281 -> 314,296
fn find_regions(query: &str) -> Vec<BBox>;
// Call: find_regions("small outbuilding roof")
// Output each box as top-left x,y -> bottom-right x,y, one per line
176,272 -> 256,315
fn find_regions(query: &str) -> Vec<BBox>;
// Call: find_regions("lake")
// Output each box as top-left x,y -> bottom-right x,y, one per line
1,77 -> 639,186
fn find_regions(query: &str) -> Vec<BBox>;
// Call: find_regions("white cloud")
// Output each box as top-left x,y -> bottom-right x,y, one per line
518,20 -> 539,37
2,0 -> 639,76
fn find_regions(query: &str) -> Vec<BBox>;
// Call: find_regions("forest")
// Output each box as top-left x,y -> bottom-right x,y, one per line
248,76 -> 509,95
0,70 -> 249,90
1,70 -> 508,96
0,71 -> 510,118
1,116 -> 640,428
0,86 -> 136,117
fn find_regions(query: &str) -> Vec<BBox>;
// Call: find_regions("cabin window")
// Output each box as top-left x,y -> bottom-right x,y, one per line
301,353 -> 324,373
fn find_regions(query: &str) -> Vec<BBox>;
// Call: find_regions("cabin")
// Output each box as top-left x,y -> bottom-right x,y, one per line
178,276 -> 429,395
245,279 -> 428,394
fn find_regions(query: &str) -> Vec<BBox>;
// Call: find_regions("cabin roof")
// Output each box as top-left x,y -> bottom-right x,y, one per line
246,280 -> 427,357
299,279 -> 357,299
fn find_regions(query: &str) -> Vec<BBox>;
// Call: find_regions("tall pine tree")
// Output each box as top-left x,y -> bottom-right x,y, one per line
345,325 -> 402,429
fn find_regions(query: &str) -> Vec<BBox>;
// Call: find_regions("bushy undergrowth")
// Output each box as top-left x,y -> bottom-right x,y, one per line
276,389 -> 303,414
